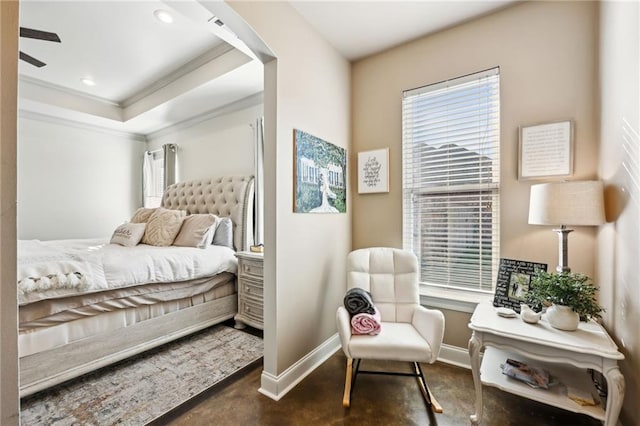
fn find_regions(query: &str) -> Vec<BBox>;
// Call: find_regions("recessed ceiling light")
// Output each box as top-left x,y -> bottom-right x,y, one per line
81,77 -> 95,86
153,9 -> 174,24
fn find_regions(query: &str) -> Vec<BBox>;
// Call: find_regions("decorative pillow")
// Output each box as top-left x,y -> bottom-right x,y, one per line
130,207 -> 158,223
173,214 -> 219,249
110,223 -> 146,247
142,208 -> 187,246
212,217 -> 234,249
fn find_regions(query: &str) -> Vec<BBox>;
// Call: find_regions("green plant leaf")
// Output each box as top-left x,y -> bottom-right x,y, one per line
523,271 -> 604,320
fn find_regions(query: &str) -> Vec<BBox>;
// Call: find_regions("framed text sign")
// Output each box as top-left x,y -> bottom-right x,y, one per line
518,120 -> 573,180
492,258 -> 548,313
357,148 -> 389,194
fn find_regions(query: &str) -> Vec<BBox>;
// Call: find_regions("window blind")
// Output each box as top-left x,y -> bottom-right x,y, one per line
402,68 -> 500,293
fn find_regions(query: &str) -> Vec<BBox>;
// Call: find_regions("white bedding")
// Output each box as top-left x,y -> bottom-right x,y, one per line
18,238 -> 238,305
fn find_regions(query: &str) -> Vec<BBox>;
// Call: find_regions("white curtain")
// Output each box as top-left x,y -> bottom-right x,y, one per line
254,117 -> 264,246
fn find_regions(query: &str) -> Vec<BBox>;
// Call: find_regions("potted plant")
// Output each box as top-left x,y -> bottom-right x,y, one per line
523,270 -> 604,331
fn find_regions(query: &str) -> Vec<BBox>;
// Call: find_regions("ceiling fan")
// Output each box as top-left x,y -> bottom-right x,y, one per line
19,27 -> 61,68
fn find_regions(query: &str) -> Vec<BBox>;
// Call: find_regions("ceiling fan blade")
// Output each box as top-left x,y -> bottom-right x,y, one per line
19,51 -> 46,68
20,27 -> 61,43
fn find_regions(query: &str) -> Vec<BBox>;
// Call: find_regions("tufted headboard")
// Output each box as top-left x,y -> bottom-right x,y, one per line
161,176 -> 254,251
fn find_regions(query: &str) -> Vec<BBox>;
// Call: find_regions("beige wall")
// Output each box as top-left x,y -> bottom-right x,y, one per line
352,1 -> 599,348
598,2 -> 639,425
146,103 -> 263,182
18,117 -> 146,240
224,1 -> 352,385
0,1 -> 19,424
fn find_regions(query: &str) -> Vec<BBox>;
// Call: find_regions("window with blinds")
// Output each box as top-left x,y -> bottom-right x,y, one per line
143,150 -> 165,208
402,68 -> 500,294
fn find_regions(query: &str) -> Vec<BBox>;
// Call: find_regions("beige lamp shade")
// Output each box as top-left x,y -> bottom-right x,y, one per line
528,181 -> 605,226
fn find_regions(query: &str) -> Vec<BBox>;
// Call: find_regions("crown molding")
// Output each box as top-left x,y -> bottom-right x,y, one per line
121,42 -> 235,108
18,75 -> 119,106
19,109 -> 147,142
146,91 -> 263,140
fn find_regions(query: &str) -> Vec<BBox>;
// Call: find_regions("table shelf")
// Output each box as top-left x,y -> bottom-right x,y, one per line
469,301 -> 624,425
481,347 -> 605,420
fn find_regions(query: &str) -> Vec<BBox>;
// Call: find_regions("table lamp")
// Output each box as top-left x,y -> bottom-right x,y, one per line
528,181 -> 605,273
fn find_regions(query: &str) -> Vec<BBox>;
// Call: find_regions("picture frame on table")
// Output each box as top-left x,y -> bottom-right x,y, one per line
518,120 -> 573,181
492,258 -> 548,313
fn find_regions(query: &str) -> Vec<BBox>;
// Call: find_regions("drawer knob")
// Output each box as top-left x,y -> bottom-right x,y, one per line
246,307 -> 251,313
246,286 -> 251,293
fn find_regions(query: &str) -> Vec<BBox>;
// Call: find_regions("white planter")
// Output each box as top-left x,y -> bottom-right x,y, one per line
546,304 -> 580,331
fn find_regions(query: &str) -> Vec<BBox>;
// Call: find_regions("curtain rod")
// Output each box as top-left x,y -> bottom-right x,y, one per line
146,143 -> 178,155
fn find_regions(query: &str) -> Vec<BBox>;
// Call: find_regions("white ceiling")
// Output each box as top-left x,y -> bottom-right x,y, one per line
290,1 -> 518,61
18,0 -> 264,136
17,0 -> 516,137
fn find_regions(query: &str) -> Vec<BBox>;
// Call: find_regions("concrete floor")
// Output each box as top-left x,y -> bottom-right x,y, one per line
161,350 -> 602,426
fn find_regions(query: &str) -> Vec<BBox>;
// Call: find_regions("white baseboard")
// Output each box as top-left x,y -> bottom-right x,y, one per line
258,338 -> 470,400
436,343 -> 472,369
258,333 -> 341,401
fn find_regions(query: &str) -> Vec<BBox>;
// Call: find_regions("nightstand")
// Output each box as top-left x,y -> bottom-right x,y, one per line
234,251 -> 264,330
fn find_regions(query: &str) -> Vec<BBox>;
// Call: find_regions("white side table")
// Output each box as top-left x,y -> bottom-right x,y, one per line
468,300 -> 624,425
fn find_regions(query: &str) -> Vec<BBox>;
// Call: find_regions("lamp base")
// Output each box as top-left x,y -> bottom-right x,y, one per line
553,226 -> 573,273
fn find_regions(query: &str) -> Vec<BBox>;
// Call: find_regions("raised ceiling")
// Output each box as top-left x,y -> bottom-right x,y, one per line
18,1 -> 517,137
18,0 -> 264,137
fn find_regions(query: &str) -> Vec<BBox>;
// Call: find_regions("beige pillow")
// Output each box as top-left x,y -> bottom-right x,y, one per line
173,214 -> 219,248
110,223 -> 146,247
130,207 -> 158,223
142,208 -> 186,246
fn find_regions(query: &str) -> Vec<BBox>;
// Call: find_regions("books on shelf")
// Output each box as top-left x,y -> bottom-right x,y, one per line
500,357 -> 600,407
500,358 -> 552,389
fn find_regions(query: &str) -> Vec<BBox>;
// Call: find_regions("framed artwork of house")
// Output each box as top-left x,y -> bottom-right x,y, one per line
293,129 -> 347,213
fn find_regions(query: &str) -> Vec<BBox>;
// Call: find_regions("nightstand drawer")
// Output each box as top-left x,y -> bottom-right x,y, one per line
239,258 -> 263,279
239,298 -> 263,324
235,251 -> 264,330
240,277 -> 263,299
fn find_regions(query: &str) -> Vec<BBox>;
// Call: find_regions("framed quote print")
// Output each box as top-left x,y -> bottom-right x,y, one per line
518,120 -> 574,181
357,148 -> 389,194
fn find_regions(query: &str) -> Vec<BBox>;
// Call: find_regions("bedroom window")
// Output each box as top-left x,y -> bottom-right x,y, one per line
143,143 -> 178,208
402,68 -> 500,301
143,150 -> 164,208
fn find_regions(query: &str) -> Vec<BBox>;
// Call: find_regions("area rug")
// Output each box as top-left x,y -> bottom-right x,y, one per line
20,325 -> 263,425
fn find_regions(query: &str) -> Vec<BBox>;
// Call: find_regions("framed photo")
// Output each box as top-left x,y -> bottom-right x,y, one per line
518,120 -> 573,180
293,129 -> 346,213
492,258 -> 548,313
358,148 -> 389,194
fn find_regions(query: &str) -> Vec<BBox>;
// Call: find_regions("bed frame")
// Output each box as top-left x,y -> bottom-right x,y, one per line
19,175 -> 254,397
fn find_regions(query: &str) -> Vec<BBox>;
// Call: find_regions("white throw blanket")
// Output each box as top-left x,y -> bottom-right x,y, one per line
18,239 -> 238,305
18,240 -> 106,298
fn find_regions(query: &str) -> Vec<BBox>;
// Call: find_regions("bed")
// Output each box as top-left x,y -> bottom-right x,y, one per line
18,175 -> 254,397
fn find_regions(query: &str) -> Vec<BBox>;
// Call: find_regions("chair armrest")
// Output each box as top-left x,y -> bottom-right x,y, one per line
412,306 -> 445,363
336,306 -> 352,358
